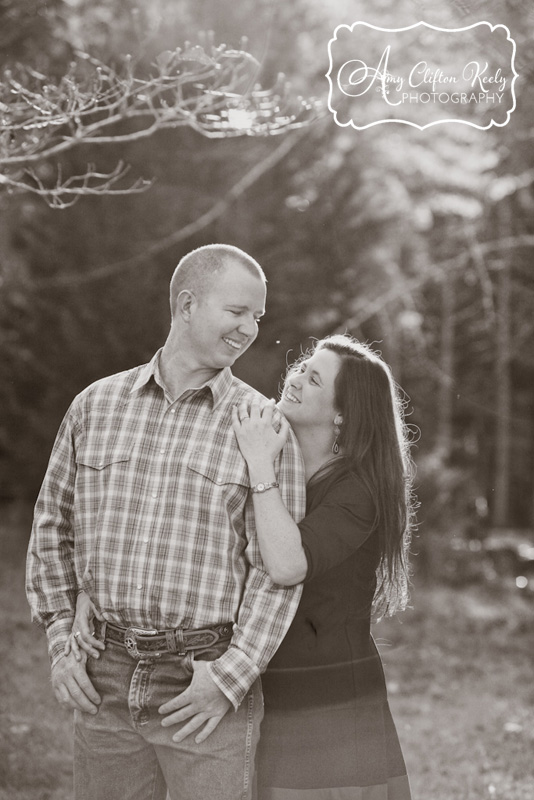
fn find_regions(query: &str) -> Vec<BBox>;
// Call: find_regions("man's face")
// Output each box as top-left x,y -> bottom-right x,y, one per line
186,261 -> 266,370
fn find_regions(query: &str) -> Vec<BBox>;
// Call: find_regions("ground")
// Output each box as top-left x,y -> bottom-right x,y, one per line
2,523 -> 533,800
379,582 -> 534,800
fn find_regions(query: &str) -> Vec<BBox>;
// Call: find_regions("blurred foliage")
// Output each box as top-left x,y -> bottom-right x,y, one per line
0,0 -> 533,589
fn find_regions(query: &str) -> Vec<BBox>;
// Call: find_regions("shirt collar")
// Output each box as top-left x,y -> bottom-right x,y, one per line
130,348 -> 234,410
130,350 -> 161,395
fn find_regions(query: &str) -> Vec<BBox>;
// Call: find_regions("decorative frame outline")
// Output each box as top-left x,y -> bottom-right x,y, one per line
325,21 -> 519,131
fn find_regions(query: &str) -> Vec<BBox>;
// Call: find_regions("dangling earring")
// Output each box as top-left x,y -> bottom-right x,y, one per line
332,414 -> 343,455
332,428 -> 340,455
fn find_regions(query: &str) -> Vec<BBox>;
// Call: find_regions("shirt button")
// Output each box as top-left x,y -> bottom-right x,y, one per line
143,537 -> 149,543
160,449 -> 166,455
98,462 -> 104,467
151,492 -> 158,498
170,408 -> 176,414
136,585 -> 142,590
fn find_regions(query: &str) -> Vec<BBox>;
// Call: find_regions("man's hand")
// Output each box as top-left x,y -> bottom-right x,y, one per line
158,659 -> 232,744
64,590 -> 106,662
51,651 -> 101,714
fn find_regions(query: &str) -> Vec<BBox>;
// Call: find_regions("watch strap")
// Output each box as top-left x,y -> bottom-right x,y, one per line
250,481 -> 280,494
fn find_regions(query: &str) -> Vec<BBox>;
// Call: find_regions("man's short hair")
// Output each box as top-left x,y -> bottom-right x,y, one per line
169,244 -> 266,318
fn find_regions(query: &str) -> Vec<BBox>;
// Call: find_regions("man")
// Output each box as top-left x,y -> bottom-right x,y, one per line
26,244 -> 306,800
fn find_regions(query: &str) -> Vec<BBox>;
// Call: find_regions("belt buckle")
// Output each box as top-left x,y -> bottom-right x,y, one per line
124,626 -> 158,660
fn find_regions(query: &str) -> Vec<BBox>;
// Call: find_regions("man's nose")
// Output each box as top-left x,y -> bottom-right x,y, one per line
237,315 -> 257,337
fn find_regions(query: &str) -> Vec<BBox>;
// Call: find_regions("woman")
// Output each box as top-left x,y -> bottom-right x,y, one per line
68,334 -> 415,799
232,333 -> 414,800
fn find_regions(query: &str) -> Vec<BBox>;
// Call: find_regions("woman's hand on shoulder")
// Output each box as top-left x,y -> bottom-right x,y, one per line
232,397 -> 289,467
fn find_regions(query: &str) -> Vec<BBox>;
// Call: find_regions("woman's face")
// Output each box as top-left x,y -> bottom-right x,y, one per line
278,348 -> 341,432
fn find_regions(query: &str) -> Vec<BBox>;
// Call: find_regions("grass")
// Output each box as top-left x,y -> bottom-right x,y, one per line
2,516 -> 534,800
0,566 -> 73,800
379,582 -> 534,799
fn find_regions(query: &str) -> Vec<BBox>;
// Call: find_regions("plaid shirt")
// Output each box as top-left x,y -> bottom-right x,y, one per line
26,350 -> 306,708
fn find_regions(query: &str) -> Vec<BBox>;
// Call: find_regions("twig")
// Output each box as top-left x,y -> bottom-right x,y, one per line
34,129 -> 307,286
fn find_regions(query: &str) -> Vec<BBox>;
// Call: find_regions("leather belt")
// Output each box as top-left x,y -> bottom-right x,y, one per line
103,621 -> 233,660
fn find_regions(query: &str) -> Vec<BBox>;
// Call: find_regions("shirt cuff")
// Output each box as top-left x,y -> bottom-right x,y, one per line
46,617 -> 75,667
206,646 -> 261,710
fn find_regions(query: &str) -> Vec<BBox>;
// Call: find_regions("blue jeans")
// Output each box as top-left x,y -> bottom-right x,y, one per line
74,636 -> 263,800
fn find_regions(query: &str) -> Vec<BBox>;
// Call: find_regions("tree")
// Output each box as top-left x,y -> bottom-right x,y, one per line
0,40 -> 316,207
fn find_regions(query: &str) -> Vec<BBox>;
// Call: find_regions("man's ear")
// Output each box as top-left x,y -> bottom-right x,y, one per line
176,289 -> 196,322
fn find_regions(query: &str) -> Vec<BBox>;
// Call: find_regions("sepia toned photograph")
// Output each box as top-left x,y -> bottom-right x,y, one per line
1,1 -> 533,798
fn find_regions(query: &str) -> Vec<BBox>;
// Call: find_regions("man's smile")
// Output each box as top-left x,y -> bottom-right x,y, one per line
223,336 -> 246,350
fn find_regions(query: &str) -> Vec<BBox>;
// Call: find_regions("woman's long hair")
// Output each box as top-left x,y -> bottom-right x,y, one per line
296,334 -> 416,617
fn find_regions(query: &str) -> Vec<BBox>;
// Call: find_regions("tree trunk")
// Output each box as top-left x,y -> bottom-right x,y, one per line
493,201 -> 512,527
437,276 -> 455,461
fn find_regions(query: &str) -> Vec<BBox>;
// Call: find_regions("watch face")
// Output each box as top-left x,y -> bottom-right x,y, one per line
257,483 -> 265,492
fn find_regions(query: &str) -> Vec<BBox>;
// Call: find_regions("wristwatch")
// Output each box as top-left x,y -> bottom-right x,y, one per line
250,481 -> 280,494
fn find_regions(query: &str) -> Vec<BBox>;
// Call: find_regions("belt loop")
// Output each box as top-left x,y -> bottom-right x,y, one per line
175,628 -> 186,656
95,618 -> 107,643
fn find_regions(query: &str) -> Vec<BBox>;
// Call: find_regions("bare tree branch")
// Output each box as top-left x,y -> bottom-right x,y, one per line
0,40 -> 319,206
344,235 -> 534,330
33,128 -> 307,286
0,162 -> 152,208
